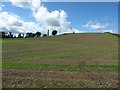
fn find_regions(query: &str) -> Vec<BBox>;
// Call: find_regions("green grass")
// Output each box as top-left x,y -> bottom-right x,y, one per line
2,33 -> 118,70
2,62 -> 119,71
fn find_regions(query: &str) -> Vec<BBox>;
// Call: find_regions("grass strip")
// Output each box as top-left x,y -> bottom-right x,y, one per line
2,62 -> 119,71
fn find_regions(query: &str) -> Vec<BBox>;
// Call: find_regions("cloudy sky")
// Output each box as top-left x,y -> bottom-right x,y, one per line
0,0 -> 118,36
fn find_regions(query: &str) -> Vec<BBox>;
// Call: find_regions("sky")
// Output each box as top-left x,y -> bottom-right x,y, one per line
0,0 -> 118,36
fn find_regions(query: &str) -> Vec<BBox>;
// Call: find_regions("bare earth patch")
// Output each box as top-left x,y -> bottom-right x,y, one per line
2,68 -> 118,88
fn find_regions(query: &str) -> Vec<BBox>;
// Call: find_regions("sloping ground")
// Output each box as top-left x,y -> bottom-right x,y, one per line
2,33 -> 119,88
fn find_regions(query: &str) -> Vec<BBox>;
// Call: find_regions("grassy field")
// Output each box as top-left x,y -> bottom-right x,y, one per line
2,33 -> 119,88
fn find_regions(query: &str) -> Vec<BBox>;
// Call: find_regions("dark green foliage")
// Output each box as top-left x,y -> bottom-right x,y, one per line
26,32 -> 35,37
36,32 -> 41,37
43,34 -> 47,37
52,30 -> 57,36
18,33 -> 23,38
1,32 -> 13,38
2,32 -> 6,38
8,32 -> 13,38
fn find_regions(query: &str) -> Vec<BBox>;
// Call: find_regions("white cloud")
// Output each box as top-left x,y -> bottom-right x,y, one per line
83,21 -> 110,30
0,12 -> 44,35
98,29 -> 113,33
9,0 -> 31,8
8,0 -> 83,34
73,28 -> 84,33
9,0 -> 41,11
33,4 -> 82,34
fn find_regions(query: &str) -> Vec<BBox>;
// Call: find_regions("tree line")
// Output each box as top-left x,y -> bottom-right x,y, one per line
0,30 -> 57,38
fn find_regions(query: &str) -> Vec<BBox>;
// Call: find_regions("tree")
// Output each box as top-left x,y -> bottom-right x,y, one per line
36,32 -> 41,37
4,32 -> 13,38
29,33 -> 33,37
18,33 -> 23,38
14,36 -> 16,38
0,32 -> 2,38
52,30 -> 57,36
22,33 -> 25,37
26,32 -> 30,37
8,32 -> 13,38
26,32 -> 34,37
32,33 -> 36,37
2,32 -> 6,38
43,34 -> 47,37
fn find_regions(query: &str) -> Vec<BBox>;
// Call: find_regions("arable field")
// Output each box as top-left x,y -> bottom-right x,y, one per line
2,33 -> 119,88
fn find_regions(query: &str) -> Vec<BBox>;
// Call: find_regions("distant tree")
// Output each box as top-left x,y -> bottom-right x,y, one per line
18,33 -> 21,38
29,33 -> 36,37
36,32 -> 41,37
2,32 -> 6,38
26,32 -> 35,37
29,33 -> 33,37
14,36 -> 16,38
22,33 -> 25,37
4,32 -> 13,38
26,32 -> 30,37
0,32 -> 2,38
43,34 -> 47,37
32,33 -> 36,37
1,32 -> 14,38
105,32 -> 110,34
8,32 -> 13,38
52,30 -> 57,36
18,33 -> 23,38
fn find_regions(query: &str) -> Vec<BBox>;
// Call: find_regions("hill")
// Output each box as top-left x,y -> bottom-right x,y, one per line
2,33 -> 118,88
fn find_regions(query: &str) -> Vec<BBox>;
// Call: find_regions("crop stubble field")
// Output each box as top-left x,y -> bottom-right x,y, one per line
2,33 -> 119,88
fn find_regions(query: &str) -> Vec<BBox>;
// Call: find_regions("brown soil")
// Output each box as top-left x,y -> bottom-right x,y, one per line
2,68 -> 118,88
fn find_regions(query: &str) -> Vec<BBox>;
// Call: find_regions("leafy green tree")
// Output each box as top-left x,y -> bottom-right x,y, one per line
43,34 -> 47,37
52,30 -> 57,36
2,32 -> 6,38
18,33 -> 23,38
8,32 -> 13,38
36,32 -> 41,37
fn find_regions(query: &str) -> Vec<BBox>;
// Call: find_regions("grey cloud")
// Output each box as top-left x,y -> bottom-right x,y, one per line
45,18 -> 60,27
0,27 -> 9,32
13,21 -> 23,27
